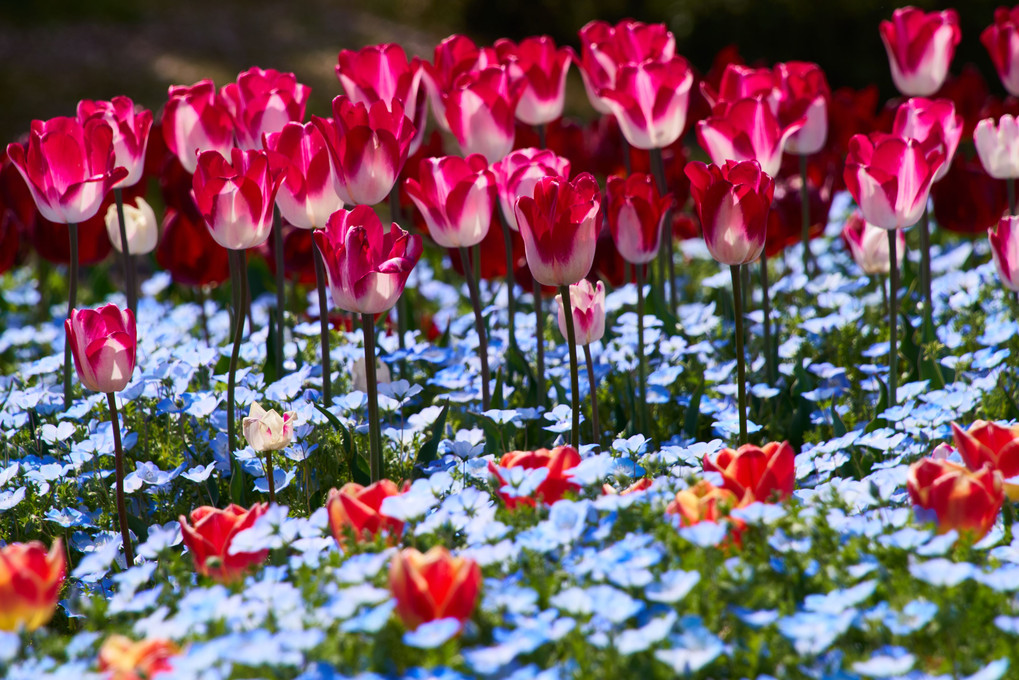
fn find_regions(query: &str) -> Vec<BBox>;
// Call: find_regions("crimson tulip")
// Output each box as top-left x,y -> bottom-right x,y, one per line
389,547 -> 482,630
703,441 -> 796,503
422,34 -> 497,132
599,56 -> 694,151
221,67 -> 310,151
606,173 -> 672,265
990,216 -> 1019,293
842,211 -> 904,276
155,207 -> 230,288
404,154 -> 496,249
65,303 -> 136,394
775,62 -> 831,155
444,66 -> 521,163
697,98 -> 804,177
892,97 -> 962,182
908,458 -> 1003,540
495,36 -> 572,127
685,159 -> 774,266
179,503 -> 270,582
192,148 -> 283,251
953,419 -> 1019,501
577,19 -> 676,114
264,121 -> 343,230
982,7 -> 1019,97
162,79 -> 234,173
492,147 -> 571,232
77,96 -> 153,189
880,7 -> 961,97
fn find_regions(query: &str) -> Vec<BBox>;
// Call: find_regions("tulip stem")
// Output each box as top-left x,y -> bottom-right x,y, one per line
534,279 -> 545,407
760,254 -> 775,385
919,206 -> 933,331
113,189 -> 138,319
312,242 -> 332,407
361,313 -> 384,482
1010,177 -> 1016,216
584,343 -> 599,443
536,123 -> 546,150
227,250 -> 248,470
730,264 -> 748,446
635,264 -> 649,434
499,213 -> 519,351
800,153 -> 812,276
272,208 -> 286,380
389,186 -> 408,367
650,148 -> 672,311
264,450 -> 275,504
197,287 -> 211,347
64,222 -> 79,412
106,392 -> 134,566
558,285 -> 581,448
460,247 -> 491,410
888,230 -> 899,408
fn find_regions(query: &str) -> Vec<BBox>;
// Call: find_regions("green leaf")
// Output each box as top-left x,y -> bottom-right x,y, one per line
684,381 -> 704,438
313,402 -> 368,486
865,375 -> 889,433
414,400 -> 450,478
831,399 -> 847,438
491,368 -> 505,410
126,513 -> 149,545
263,314 -> 279,386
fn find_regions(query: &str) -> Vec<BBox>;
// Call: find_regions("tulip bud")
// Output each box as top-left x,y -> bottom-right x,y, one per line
65,304 -> 137,394
952,419 -> 1019,500
389,546 -> 482,630
77,96 -> 153,189
105,196 -> 159,255
685,159 -> 774,266
892,97 -> 962,182
162,79 -> 235,173
492,148 -> 571,232
555,279 -> 605,346
908,458 -> 1003,540
192,148 -> 283,251
495,36 -> 572,127
842,211 -> 904,275
179,503 -> 269,582
404,154 -> 496,249
982,8 -> 1019,97
605,173 -> 671,265
600,56 -> 694,150
974,115 -> 1019,179
577,19 -> 676,114
0,539 -> 65,632
242,402 -> 296,452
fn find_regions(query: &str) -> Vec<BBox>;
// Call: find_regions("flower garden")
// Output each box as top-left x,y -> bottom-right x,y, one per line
4,6 -> 1019,679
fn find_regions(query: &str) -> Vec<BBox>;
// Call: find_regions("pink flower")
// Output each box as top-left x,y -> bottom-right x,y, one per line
6,117 -> 127,224
162,79 -> 235,173
65,303 -> 137,393
313,96 -> 416,206
774,62 -> 831,155
264,122 -> 343,229
843,132 -> 944,230
599,56 -> 694,150
685,159 -> 775,266
312,205 -> 422,315
492,148 -> 571,232
495,36 -> 572,126
422,35 -> 499,132
336,43 -> 428,154
982,7 -> 1019,97
515,173 -> 601,286
990,216 -> 1019,292
221,67 -> 310,151
76,97 -> 153,189
577,19 -> 676,114
192,148 -> 283,251
605,173 -> 672,265
974,115 -> 1019,179
892,97 -> 962,182
404,154 -> 495,249
696,97 -> 805,177
555,279 -> 605,346
701,64 -> 778,109
841,210 -> 905,275
444,66 -> 521,163
880,7 -> 961,97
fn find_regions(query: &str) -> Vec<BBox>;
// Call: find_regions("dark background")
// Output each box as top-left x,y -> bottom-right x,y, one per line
0,0 -> 1007,144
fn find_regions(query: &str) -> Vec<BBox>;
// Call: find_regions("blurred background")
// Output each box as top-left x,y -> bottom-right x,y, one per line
0,0 -> 1006,143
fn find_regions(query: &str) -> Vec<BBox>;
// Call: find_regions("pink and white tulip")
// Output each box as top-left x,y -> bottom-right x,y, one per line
422,34 -> 498,132
880,7 -> 961,97
605,173 -> 672,265
774,62 -> 830,155
599,56 -> 694,150
696,97 -> 805,177
990,216 -> 1019,292
76,97 -> 153,188
892,97 -> 962,182
162,79 -> 235,173
65,303 -> 137,394
444,66 -> 520,164
404,154 -> 496,249
492,148 -> 571,231
221,67 -> 310,151
495,36 -> 572,126
842,210 -> 905,275
192,148 -> 283,251
974,115 -> 1019,179
577,19 -> 676,114
243,402 -> 296,452
264,121 -> 344,229
555,279 -> 606,346
982,7 -> 1019,97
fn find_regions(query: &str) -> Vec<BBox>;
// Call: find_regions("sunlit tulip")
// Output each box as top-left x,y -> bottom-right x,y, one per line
221,67 -> 310,150
192,148 -> 282,251
555,279 -> 605,346
104,196 -> 158,255
162,79 -> 234,173
488,446 -> 582,509
702,441 -> 796,503
599,56 -> 694,150
495,36 -> 572,126
404,154 -> 496,249
953,419 -> 1019,500
389,547 -> 482,630
179,503 -> 269,582
65,303 -> 136,394
880,7 -> 961,97
0,539 -> 64,632
77,96 -> 153,188
974,115 -> 1019,179
444,66 -> 520,163
264,121 -> 344,230
982,7 -> 1019,97
605,173 -> 671,265
242,402 -> 296,452
842,211 -> 904,276
892,97 -> 962,182
908,457 -> 1003,540
326,480 -> 405,547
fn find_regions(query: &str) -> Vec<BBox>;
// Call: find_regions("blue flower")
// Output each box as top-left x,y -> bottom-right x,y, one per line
403,618 -> 461,649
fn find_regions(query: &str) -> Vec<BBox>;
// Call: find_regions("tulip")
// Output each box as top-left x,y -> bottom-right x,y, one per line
494,36 -> 573,127
665,480 -> 745,547
701,64 -> 777,109
192,148 -> 283,252
880,7 -> 961,97
313,96 -> 416,206
982,7 -> 1019,97
326,480 -> 405,547
696,98 -> 804,178
155,207 -> 230,289
444,66 -> 521,164
422,34 -> 497,132
104,196 -> 158,255
0,539 -> 64,632
179,503 -> 270,582
976,115 -> 1019,182
990,216 -> 1019,294
577,19 -> 676,114
702,441 -> 796,503
404,154 -> 496,249
488,445 -> 582,509
893,98 -> 962,184
602,477 -> 654,496
606,173 -> 671,265
243,401 -> 296,503
98,635 -> 180,680
221,67 -> 310,151
77,96 -> 153,189
842,211 -> 905,276
908,458 -> 1003,541
599,56 -> 694,151
931,156 -> 1008,236
162,79 -> 235,173
492,148 -> 571,232
775,62 -> 831,156
556,280 -> 605,441
389,547 -> 482,630
952,420 -> 1019,500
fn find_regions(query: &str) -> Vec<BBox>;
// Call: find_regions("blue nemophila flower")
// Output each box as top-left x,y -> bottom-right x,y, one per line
403,617 -> 461,649
0,631 -> 19,662
915,531 -> 959,557
851,645 -> 915,678
653,616 -> 725,674
909,558 -> 977,587
543,404 -> 581,433
136,521 -> 183,560
778,610 -> 856,655
616,610 -> 677,655
731,607 -> 779,628
677,520 -> 729,548
645,569 -> 700,604
551,584 -> 642,624
880,599 -> 938,636
804,580 -> 877,615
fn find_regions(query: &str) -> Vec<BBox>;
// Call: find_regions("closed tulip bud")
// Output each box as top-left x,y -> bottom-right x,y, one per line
77,96 -> 153,189
264,122 -> 344,230
192,148 -> 283,251
908,458 -> 1003,540
65,304 -> 136,394
404,154 -> 496,249
162,79 -> 235,173
697,98 -> 805,178
974,115 -> 1019,179
352,355 -> 391,393
702,441 -> 796,503
685,159 -> 774,266
0,539 -> 65,632
242,402 -> 296,452
179,503 -> 269,582
389,547 -> 482,630
488,446 -> 582,509
600,56 -> 694,150
982,8 -> 1019,97
445,66 -> 521,164
892,97 -> 962,182
555,279 -> 605,346
105,196 -> 158,255
326,480 -> 405,547
578,19 -> 676,114
606,173 -> 672,265
98,635 -> 180,680
990,216 -> 1019,293
495,36 -> 572,126
515,173 -> 601,286
952,419 -> 1019,500
842,211 -> 905,275
6,117 -> 128,224
880,7 -> 961,97
492,148 -> 571,232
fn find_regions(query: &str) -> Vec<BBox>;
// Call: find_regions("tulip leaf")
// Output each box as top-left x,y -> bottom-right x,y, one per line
414,400 -> 449,479
230,466 -> 249,507
684,381 -> 704,438
313,402 -> 369,486
831,399 -> 847,438
505,345 -> 536,403
126,513 -> 149,545
492,369 -> 505,410
865,376 -> 888,433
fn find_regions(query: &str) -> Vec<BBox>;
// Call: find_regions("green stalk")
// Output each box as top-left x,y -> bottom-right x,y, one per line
584,343 -> 599,444
460,246 -> 491,409
919,206 -> 933,331
113,188 -> 137,318
361,312 -> 384,482
649,148 -> 672,309
536,123 -> 546,150
106,392 -> 134,565
888,230 -> 899,407
227,250 -> 247,461
799,153 -> 812,275
760,254 -> 775,385
389,187 -> 408,362
265,449 -> 275,504
730,264 -> 748,445
558,285 -> 581,448
272,208 -> 286,379
499,213 -> 519,351
312,242 -> 332,407
635,264 -> 649,433
534,279 -> 545,408
64,222 -> 79,411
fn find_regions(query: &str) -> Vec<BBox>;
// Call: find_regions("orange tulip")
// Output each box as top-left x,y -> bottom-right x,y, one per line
98,635 -> 180,680
179,503 -> 269,583
389,546 -> 482,630
602,477 -> 654,496
702,441 -> 796,503
666,480 -> 747,547
908,457 -> 1004,540
0,539 -> 65,632
952,420 -> 1019,500
326,480 -> 405,547
488,445 -> 582,509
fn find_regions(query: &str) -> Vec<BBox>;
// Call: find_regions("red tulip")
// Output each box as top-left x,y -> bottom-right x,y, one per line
953,419 -> 1019,501
404,154 -> 495,249
908,457 -> 1003,540
492,147 -> 571,232
685,159 -> 774,265
775,61 -> 831,155
606,173 -> 672,265
880,7 -> 961,97
98,635 -> 180,680
982,7 -> 1019,97
155,207 -> 231,288
599,56 -> 694,151
77,96 -> 153,189
264,121 -> 344,230
577,19 -> 676,114
0,539 -> 64,632
990,216 -> 1019,293
931,156 -> 1007,235
192,148 -> 283,251
701,64 -> 776,109
697,98 -> 804,177
312,205 -> 421,315
326,480 -> 405,547
892,97 -> 962,182
488,445 -> 582,509
389,547 -> 481,630
665,480 -> 747,547
842,211 -> 904,275
602,477 -> 654,496
515,173 -> 601,286
445,66 -> 521,163
65,303 -> 136,394
495,36 -> 572,127
937,64 -> 994,138
702,441 -> 795,503
313,96 -> 415,206
764,165 -> 834,258
32,204 -> 114,265
6,116 -> 127,224
179,503 -> 269,582
162,79 -> 234,173
555,279 -> 605,346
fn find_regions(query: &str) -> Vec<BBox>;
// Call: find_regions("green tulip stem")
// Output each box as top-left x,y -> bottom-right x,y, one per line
272,207 -> 286,379
499,213 -> 519,352
558,285 -> 581,448
64,222 -> 80,411
650,147 -> 673,310
635,264 -> 649,433
584,343 -> 599,444
460,246 -> 491,410
227,250 -> 247,465
534,279 -> 545,408
113,188 -> 137,318
361,312 -> 384,483
106,392 -> 134,566
888,230 -> 899,408
761,254 -> 776,385
312,241 -> 332,407
730,264 -> 748,445
919,206 -> 933,330
1009,177 -> 1016,216
800,153 -> 812,276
